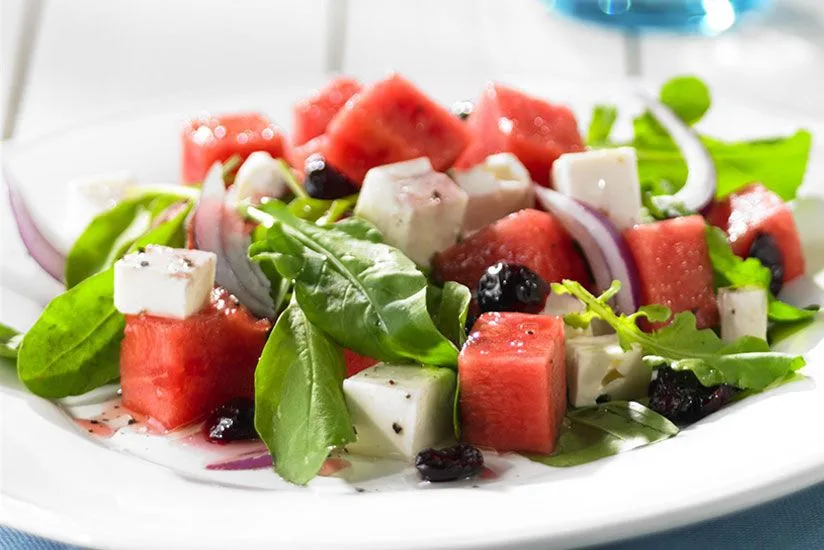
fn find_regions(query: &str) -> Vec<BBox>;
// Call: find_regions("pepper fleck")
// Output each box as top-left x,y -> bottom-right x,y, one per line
140,260 -> 150,267
90,420 -> 100,425
355,487 -> 366,493
392,422 -> 403,434
127,418 -> 137,425
87,429 -> 94,433
405,393 -> 411,400
388,379 -> 396,385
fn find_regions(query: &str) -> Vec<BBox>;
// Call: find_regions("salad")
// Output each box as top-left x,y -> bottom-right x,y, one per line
3,74 -> 819,486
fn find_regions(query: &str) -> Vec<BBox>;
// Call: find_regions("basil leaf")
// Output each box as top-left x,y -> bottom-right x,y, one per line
249,200 -> 458,367
660,75 -> 711,125
555,280 -> 805,391
0,323 -> 22,360
254,300 -> 354,485
65,194 -> 183,288
586,105 -> 618,145
128,201 -> 192,252
17,269 -> 124,397
427,281 -> 472,348
528,402 -> 678,467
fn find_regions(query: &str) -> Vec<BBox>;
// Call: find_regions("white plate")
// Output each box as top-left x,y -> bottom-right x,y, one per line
2,79 -> 824,550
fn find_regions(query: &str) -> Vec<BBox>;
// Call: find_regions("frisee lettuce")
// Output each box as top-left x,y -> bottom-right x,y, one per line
553,280 -> 805,391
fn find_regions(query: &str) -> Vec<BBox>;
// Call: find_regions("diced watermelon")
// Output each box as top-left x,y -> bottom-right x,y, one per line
292,77 -> 362,147
181,113 -> 285,184
344,348 -> 379,378
324,74 -> 471,184
434,209 -> 591,293
623,215 -> 719,330
459,312 -> 566,454
285,135 -> 327,174
120,288 -> 271,429
455,83 -> 584,187
706,183 -> 804,282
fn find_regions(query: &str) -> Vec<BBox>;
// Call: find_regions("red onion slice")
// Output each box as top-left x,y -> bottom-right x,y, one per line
534,186 -> 641,314
635,88 -> 717,212
193,164 -> 275,318
206,451 -> 273,471
4,171 -> 65,282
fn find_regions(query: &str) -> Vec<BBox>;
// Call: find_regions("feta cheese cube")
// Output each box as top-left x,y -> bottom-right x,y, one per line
355,158 -> 469,266
114,245 -> 217,319
451,153 -> 535,232
229,152 -> 286,203
565,334 -> 648,407
718,286 -> 768,342
552,147 -> 642,231
65,172 -> 135,236
343,363 -> 456,460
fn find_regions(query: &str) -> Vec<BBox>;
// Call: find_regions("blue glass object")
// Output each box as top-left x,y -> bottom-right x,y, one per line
548,0 -> 771,34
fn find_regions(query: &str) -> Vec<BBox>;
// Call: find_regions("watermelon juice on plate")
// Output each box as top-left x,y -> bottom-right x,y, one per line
4,73 -> 819,488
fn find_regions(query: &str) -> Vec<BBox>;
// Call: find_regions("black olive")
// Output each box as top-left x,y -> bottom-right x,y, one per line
477,262 -> 549,314
303,154 -> 359,200
203,397 -> 258,444
415,444 -> 484,482
748,233 -> 785,295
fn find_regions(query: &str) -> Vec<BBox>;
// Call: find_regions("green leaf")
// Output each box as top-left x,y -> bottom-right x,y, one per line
586,105 -> 618,145
528,402 -> 678,467
254,300 -> 355,485
427,281 -> 472,348
17,269 -> 124,397
452,379 -> 462,440
129,201 -> 193,252
249,200 -> 458,367
65,194 -> 186,288
0,323 -> 22,359
554,280 -> 805,391
768,300 -> 819,323
660,75 -> 711,125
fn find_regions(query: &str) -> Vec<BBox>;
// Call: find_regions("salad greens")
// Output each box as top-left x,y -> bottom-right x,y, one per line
588,75 -> 812,204
530,401 -> 678,467
554,280 -> 805,391
0,323 -> 22,360
17,269 -> 124,397
427,281 -> 472,348
705,226 -> 820,331
65,190 -> 194,288
255,299 -> 355,485
249,199 -> 459,368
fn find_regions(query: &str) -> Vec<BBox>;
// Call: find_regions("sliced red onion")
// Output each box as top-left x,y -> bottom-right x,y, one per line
635,88 -> 717,212
206,451 -> 273,471
534,186 -> 641,314
193,164 -> 275,318
5,172 -> 65,282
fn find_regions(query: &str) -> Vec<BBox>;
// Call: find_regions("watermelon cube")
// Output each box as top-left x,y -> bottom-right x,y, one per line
434,209 -> 591,292
285,135 -> 327,174
292,76 -> 362,146
181,112 -> 285,184
344,348 -> 379,378
120,288 -> 271,429
455,83 -> 584,187
324,74 -> 471,184
459,312 -> 566,454
706,183 -> 804,282
623,215 -> 719,330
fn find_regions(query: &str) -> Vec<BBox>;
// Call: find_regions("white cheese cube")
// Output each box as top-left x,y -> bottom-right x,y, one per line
229,152 -> 286,203
552,147 -> 642,231
451,153 -> 535,232
355,158 -> 469,266
343,363 -> 456,460
65,172 -> 135,236
565,334 -> 648,407
114,245 -> 217,319
718,286 -> 768,342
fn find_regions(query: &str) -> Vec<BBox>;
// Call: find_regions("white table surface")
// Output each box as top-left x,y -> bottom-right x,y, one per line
3,0 -> 823,139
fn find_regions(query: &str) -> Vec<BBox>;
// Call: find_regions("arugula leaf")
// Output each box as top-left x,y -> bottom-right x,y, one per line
588,76 -> 811,201
285,194 -> 358,225
528,401 -> 678,467
427,282 -> 472,348
254,300 -> 354,485
249,200 -> 459,367
17,269 -> 124,397
0,323 -> 22,360
587,105 -> 618,145
65,193 -> 186,288
554,280 -> 805,390
705,225 -> 819,328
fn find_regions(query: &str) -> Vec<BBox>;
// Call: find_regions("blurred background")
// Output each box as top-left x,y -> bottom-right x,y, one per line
1,0 -> 823,141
